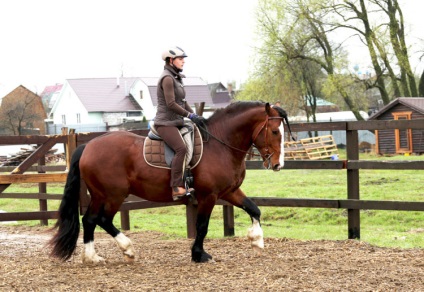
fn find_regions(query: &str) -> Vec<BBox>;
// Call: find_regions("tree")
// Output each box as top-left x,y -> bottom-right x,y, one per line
251,0 -> 365,120
330,0 -> 418,101
0,86 -> 46,135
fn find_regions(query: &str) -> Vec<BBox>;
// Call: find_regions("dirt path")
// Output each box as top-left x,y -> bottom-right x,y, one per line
0,226 -> 423,291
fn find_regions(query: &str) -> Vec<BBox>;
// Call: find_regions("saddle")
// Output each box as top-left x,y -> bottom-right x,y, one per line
143,121 -> 203,169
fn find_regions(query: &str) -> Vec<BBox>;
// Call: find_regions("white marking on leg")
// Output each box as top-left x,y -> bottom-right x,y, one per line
247,218 -> 264,254
82,241 -> 105,264
114,232 -> 135,262
279,123 -> 285,168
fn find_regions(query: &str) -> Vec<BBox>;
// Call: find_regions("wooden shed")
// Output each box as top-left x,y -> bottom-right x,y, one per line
368,97 -> 424,155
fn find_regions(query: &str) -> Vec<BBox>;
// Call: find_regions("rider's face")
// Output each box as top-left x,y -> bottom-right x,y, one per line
171,57 -> 185,70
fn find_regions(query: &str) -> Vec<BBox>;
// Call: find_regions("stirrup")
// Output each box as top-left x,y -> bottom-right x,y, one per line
172,187 -> 195,201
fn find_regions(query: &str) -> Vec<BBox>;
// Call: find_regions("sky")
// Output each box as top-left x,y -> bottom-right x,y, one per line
0,0 -> 258,96
0,0 -> 423,97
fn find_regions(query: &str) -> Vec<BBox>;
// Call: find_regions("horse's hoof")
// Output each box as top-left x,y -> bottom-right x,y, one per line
192,251 -> 213,263
252,245 -> 263,256
123,254 -> 135,263
82,254 -> 105,265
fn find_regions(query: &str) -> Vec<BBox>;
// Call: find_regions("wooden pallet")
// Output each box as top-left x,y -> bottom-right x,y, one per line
284,135 -> 338,160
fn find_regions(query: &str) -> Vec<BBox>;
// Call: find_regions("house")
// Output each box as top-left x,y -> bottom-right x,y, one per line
368,97 -> 424,155
206,82 -> 235,114
48,77 -> 213,133
0,85 -> 47,135
39,83 -> 63,113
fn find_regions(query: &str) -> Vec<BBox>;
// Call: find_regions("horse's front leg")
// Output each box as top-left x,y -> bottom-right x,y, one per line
221,188 -> 264,254
192,196 -> 216,263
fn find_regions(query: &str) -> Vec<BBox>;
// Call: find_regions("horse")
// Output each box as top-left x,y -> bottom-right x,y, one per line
49,101 -> 290,263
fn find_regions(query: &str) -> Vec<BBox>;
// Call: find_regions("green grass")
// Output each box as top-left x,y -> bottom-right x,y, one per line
1,151 -> 423,249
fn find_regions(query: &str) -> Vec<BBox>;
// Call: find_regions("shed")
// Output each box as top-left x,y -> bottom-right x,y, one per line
368,97 -> 424,154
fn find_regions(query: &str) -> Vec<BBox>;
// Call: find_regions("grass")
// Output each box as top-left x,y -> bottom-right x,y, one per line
1,150 -> 423,249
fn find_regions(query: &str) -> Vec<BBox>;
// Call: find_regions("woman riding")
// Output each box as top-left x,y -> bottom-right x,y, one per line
154,46 -> 204,201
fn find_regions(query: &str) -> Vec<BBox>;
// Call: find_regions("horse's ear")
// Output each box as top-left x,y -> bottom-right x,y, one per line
265,102 -> 271,115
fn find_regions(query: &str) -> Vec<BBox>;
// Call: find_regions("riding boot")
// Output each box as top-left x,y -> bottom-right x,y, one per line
172,187 -> 195,201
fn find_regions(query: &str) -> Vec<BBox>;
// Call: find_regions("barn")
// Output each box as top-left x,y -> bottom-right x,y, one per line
368,97 -> 424,155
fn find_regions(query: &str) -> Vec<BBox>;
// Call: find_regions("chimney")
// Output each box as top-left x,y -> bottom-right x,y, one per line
227,83 -> 233,93
116,76 -> 120,88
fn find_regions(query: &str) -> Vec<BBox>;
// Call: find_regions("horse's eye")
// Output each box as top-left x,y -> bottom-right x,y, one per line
272,130 -> 279,136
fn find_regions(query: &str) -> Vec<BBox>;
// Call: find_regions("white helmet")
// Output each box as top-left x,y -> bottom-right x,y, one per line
161,46 -> 187,61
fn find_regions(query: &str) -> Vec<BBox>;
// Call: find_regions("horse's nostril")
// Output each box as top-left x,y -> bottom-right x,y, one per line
273,164 -> 281,171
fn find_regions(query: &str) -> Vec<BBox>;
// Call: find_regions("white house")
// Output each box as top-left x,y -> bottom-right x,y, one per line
48,76 -> 213,133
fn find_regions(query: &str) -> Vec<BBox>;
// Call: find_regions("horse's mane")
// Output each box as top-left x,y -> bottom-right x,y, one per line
206,101 -> 266,124
206,101 -> 287,124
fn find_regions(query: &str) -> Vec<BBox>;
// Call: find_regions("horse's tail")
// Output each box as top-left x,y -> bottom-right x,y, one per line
49,144 -> 86,261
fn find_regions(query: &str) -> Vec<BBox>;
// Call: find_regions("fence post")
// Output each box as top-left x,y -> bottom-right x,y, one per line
38,151 -> 48,226
223,205 -> 235,236
346,126 -> 360,239
120,211 -> 130,230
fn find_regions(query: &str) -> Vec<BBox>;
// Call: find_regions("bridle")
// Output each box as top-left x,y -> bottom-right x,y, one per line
251,116 -> 284,168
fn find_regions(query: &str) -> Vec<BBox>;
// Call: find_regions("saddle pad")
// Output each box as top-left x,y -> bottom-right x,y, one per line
143,125 -> 203,169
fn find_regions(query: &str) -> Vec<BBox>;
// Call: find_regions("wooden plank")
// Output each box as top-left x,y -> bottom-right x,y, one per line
0,135 -> 67,145
0,193 -> 62,200
339,200 -> 424,211
347,160 -> 424,170
119,200 -> 182,211
0,211 -> 58,221
247,198 -> 340,208
0,173 -> 68,184
286,122 -> 346,132
348,119 -> 424,131
0,165 -> 66,173
245,160 -> 345,169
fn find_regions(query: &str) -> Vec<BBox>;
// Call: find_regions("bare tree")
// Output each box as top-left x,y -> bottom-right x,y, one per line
0,92 -> 44,135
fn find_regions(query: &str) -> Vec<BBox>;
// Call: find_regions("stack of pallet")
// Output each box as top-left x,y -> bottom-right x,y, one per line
284,135 -> 338,160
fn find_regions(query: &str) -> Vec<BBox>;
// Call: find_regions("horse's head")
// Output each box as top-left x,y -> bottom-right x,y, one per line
252,102 -> 287,171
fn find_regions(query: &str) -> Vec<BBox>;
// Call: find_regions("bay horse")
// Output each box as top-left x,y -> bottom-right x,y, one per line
50,101 -> 289,263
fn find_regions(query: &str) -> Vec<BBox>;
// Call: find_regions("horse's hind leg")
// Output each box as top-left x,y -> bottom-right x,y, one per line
97,210 -> 135,263
81,202 -> 105,264
221,188 -> 264,253
82,198 -> 135,264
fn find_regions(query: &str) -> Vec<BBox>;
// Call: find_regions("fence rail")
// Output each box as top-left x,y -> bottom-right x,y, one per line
0,120 -> 423,240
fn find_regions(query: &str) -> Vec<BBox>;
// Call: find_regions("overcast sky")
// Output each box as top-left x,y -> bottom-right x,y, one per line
0,0 -> 422,97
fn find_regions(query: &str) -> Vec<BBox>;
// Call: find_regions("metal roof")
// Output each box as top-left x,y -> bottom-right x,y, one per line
368,97 -> 424,120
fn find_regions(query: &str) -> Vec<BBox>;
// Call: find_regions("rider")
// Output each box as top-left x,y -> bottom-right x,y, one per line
154,46 -> 204,201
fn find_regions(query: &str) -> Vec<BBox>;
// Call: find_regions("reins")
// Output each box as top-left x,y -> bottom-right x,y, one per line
196,114 -> 296,162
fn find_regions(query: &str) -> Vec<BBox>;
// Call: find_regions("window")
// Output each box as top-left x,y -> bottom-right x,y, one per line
392,112 -> 412,153
61,115 -> 66,125
76,113 -> 81,124
140,90 -> 143,99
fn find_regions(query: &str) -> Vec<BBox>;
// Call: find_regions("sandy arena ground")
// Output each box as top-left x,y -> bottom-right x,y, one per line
0,225 -> 423,291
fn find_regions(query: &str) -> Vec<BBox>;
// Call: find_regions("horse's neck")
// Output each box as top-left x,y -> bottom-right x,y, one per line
207,114 -> 258,157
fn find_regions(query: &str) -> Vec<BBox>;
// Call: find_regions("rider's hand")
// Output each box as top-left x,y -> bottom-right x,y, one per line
188,113 -> 206,127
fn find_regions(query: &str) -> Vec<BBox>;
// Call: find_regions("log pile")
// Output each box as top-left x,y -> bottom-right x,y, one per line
0,146 -> 65,166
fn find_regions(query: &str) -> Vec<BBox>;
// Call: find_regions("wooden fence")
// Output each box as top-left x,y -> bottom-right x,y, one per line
0,120 -> 423,240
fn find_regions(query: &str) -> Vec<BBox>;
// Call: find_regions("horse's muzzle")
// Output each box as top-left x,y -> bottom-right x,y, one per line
272,163 -> 281,171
